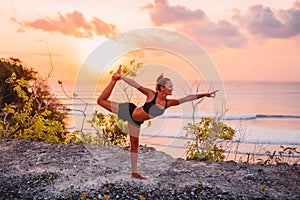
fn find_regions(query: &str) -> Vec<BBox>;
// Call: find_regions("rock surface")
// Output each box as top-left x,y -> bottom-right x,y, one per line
0,139 -> 299,199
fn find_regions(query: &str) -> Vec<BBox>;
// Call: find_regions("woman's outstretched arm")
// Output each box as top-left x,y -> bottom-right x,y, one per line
167,90 -> 219,107
120,75 -> 141,89
113,65 -> 154,96
120,75 -> 154,96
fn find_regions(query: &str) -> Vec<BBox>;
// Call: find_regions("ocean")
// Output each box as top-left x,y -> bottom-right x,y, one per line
52,81 -> 300,160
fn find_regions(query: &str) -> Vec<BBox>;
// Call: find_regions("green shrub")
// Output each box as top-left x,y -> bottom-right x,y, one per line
85,111 -> 128,146
0,57 -> 67,128
0,73 -> 66,143
184,117 -> 235,162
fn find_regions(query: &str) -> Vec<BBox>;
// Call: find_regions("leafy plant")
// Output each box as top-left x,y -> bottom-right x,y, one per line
184,117 -> 235,162
0,73 -> 67,143
0,57 -> 67,130
85,111 -> 128,146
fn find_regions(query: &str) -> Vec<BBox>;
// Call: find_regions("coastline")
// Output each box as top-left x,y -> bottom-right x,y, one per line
1,139 -> 299,199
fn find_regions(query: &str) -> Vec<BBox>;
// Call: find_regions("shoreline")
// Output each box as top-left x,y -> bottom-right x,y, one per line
1,139 -> 300,199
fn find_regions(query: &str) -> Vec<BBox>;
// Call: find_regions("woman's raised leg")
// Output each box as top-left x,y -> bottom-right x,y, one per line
97,79 -> 119,113
128,122 -> 147,180
97,66 -> 121,113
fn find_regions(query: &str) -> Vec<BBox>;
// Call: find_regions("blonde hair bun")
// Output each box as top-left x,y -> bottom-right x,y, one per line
156,73 -> 164,83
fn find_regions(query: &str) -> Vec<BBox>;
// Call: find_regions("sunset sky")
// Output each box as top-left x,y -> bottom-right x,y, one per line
1,0 -> 300,83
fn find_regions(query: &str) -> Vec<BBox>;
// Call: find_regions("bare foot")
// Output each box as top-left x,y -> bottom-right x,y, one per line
131,173 -> 147,180
117,65 -> 122,74
112,65 -> 122,80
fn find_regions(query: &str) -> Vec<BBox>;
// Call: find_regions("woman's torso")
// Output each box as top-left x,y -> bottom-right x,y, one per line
132,92 -> 167,122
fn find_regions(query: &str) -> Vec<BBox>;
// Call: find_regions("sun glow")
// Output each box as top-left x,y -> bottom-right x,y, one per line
77,38 -> 108,62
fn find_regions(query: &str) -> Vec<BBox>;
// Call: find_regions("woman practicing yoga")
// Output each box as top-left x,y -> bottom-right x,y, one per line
97,66 -> 218,179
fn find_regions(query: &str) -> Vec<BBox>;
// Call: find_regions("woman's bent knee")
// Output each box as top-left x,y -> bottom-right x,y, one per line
97,99 -> 109,109
97,100 -> 118,113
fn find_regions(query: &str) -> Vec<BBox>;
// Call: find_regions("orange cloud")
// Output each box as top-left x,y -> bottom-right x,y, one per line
19,11 -> 117,39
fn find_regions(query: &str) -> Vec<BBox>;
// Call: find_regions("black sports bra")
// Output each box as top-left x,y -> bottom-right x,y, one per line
143,92 -> 167,117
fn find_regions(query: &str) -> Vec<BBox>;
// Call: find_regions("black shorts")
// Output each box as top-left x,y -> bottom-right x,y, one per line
118,103 -> 143,128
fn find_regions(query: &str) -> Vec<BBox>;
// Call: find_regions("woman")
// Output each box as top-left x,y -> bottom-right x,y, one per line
97,66 -> 218,179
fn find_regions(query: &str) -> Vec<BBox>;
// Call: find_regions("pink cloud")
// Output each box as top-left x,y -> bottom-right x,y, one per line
179,21 -> 247,48
293,0 -> 300,10
233,2 -> 300,38
143,0 -> 206,26
143,0 -> 246,48
20,11 -> 117,39
143,0 -> 300,48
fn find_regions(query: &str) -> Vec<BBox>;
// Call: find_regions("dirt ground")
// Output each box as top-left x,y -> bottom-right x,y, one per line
0,139 -> 299,199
